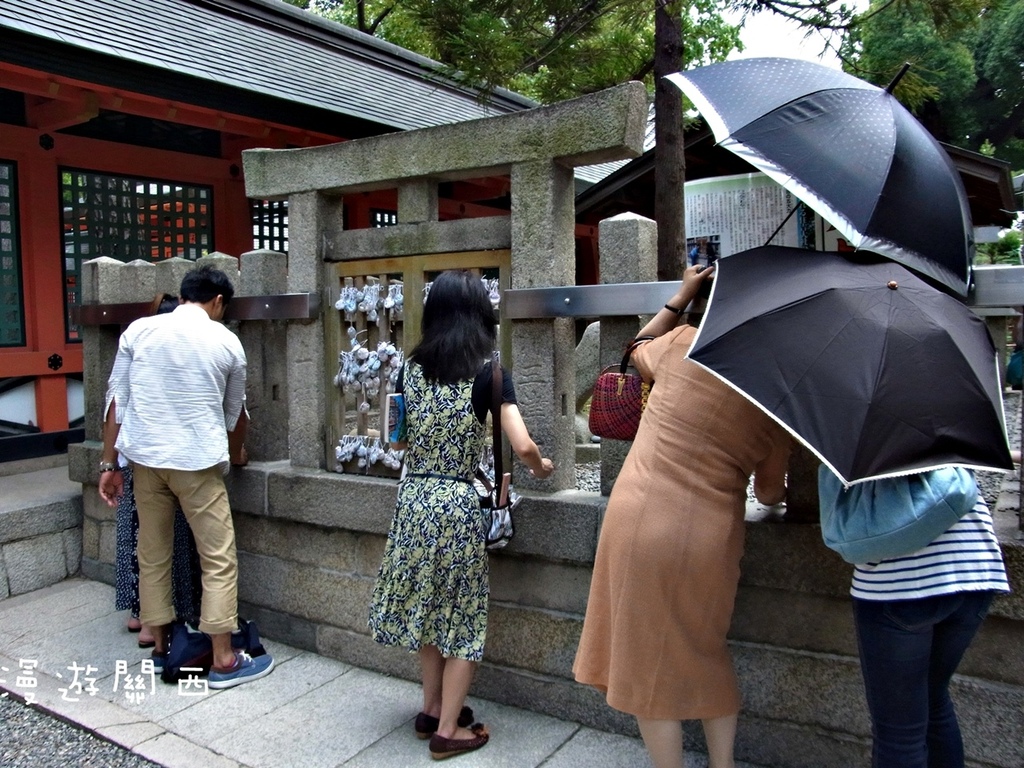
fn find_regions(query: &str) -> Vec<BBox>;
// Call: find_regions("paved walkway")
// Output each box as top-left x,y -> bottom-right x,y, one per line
0,578 -> 766,768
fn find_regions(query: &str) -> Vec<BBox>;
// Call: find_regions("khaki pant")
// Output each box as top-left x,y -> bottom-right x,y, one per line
132,463 -> 238,635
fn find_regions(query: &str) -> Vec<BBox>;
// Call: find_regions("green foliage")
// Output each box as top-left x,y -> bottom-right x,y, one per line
301,0 -> 741,103
845,0 -> 1024,168
976,226 -> 1022,264
844,2 -> 977,114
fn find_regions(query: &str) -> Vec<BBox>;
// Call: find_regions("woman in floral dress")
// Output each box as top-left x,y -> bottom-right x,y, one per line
369,270 -> 553,760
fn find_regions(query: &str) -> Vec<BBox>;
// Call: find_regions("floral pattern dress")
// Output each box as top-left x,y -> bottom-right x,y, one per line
368,362 -> 489,661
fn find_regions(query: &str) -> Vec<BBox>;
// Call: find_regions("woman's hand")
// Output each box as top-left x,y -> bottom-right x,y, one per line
531,458 -> 555,479
679,262 -> 714,298
638,264 -> 716,339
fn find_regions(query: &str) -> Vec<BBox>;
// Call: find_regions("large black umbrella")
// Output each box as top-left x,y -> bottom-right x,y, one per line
667,58 -> 974,297
687,246 -> 1013,485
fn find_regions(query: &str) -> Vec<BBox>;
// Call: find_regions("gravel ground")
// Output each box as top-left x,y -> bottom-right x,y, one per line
977,390 -> 1020,508
0,696 -> 158,768
578,391 -> 1022,509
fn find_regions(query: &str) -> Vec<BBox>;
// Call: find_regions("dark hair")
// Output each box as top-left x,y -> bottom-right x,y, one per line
411,270 -> 497,383
179,265 -> 235,306
149,293 -> 179,316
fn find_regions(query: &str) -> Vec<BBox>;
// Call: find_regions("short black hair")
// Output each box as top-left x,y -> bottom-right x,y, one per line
179,265 -> 235,305
411,270 -> 497,383
156,294 -> 178,315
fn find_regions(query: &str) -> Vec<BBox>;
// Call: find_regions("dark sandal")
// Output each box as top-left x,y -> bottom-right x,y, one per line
414,706 -> 474,740
428,725 -> 489,760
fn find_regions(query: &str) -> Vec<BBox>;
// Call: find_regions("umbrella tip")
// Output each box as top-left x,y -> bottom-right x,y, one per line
885,63 -> 911,94
887,280 -> 899,290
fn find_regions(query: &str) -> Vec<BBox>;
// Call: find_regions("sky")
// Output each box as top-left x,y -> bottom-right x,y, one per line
726,7 -> 860,69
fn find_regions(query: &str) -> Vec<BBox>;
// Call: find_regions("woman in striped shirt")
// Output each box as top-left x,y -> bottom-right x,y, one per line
850,487 -> 1009,767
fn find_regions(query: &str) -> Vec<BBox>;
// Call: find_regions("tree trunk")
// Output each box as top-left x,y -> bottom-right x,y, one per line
654,0 -> 685,282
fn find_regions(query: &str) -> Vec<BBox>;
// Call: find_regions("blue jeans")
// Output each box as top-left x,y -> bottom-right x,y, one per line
853,591 -> 994,768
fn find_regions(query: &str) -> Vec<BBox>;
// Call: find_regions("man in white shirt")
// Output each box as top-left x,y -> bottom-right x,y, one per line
98,265 -> 273,689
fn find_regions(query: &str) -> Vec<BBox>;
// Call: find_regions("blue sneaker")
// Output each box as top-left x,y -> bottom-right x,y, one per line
150,651 -> 168,676
207,652 -> 274,689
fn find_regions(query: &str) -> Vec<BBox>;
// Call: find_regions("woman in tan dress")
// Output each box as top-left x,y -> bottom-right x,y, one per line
574,265 -> 791,768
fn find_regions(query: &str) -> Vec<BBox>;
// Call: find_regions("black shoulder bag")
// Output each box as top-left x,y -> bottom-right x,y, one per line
477,355 -> 518,549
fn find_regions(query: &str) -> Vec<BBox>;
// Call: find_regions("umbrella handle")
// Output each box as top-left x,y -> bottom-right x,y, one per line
764,205 -> 800,247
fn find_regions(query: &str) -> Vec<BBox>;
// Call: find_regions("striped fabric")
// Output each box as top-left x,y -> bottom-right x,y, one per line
106,304 -> 247,472
851,496 -> 1010,601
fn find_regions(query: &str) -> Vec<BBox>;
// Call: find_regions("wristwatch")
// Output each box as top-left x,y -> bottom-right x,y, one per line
98,461 -> 119,473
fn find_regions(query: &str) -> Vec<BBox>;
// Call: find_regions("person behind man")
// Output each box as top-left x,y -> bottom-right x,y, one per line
98,264 -> 273,689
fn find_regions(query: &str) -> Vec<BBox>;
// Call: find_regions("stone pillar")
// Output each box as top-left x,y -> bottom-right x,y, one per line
153,257 -> 194,300
196,251 -> 240,279
79,258 -> 156,441
286,191 -> 334,469
509,160 -> 576,491
76,257 -> 160,579
596,214 -> 658,495
238,249 -> 290,462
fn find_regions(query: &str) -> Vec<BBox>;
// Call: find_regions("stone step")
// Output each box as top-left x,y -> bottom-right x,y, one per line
0,466 -> 83,599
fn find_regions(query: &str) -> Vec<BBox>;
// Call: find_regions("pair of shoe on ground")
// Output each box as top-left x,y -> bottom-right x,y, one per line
416,706 -> 489,760
150,650 -> 275,689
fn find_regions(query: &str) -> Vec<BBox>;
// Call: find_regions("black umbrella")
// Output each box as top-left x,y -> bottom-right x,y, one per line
667,58 -> 974,297
687,246 -> 1013,485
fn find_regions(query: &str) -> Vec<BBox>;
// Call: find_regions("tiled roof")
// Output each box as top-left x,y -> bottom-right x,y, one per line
0,0 -> 537,132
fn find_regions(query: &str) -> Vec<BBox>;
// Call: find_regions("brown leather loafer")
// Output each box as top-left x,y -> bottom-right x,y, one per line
414,706 -> 474,739
428,725 -> 489,760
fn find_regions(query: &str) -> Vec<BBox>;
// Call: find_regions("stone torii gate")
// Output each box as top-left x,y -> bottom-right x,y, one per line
241,82 -> 648,489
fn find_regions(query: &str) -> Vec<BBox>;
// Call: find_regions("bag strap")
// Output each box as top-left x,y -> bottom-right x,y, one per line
490,354 -> 503,482
619,335 -> 655,374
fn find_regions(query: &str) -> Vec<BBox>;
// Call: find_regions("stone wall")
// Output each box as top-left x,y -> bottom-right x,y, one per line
66,83 -> 1024,767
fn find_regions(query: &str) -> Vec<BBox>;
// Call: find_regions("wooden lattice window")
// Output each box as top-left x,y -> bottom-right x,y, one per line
0,160 -> 25,347
60,168 -> 213,341
250,199 -> 289,252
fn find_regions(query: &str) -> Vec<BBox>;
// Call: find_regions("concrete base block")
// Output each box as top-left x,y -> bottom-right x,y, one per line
474,660 -> 637,736
237,551 -> 375,632
62,527 -> 82,576
0,553 -> 8,599
318,625 -> 421,683
82,517 -> 99,561
3,533 -> 69,595
97,519 -> 117,566
235,513 -> 383,577
81,556 -> 115,586
238,600 -> 317,653
486,601 -> 582,679
729,715 -> 870,768
489,556 -> 592,615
